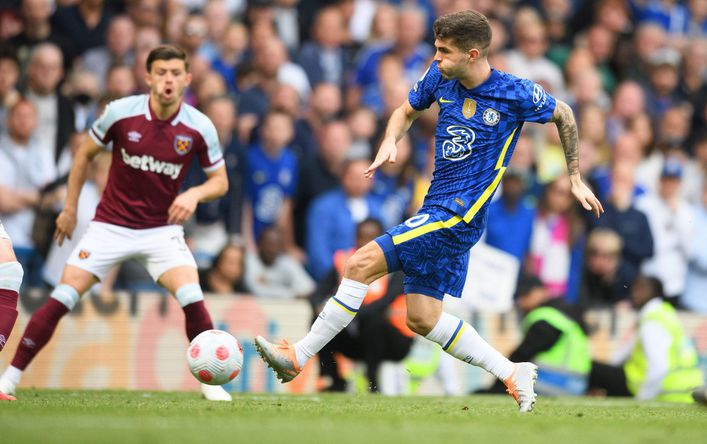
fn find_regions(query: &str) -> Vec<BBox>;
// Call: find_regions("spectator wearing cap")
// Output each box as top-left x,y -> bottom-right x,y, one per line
636,159 -> 696,303
306,158 -> 384,280
480,275 -> 591,396
645,47 -> 683,120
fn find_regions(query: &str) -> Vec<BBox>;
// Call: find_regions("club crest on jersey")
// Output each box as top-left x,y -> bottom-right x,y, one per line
174,135 -> 193,156
78,249 -> 91,260
462,98 -> 477,119
442,125 -> 476,161
482,108 -> 500,126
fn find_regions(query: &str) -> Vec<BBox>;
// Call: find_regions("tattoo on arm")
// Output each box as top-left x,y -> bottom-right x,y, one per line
551,100 -> 580,176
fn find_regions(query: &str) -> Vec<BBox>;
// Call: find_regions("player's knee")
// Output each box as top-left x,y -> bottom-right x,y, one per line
50,284 -> 80,311
175,283 -> 204,308
406,312 -> 435,336
0,261 -> 24,293
344,245 -> 382,284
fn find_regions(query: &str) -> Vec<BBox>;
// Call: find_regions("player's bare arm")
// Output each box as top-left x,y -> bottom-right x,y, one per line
550,99 -> 604,218
365,100 -> 423,178
54,135 -> 104,246
167,166 -> 228,225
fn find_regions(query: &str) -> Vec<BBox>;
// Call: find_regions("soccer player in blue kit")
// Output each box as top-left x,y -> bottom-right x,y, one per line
256,10 -> 603,412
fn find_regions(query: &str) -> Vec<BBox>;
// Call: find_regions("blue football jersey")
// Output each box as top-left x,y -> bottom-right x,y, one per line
408,62 -> 556,226
245,144 -> 298,239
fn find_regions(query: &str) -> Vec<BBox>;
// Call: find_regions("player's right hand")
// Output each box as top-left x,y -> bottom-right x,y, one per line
365,137 -> 397,179
54,209 -> 77,247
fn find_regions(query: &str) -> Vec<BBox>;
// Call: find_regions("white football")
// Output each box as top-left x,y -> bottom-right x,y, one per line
187,329 -> 244,386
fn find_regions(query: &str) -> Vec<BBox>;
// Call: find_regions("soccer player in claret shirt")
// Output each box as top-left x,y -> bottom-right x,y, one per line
256,10 -> 603,412
0,220 -> 23,401
0,45 -> 232,401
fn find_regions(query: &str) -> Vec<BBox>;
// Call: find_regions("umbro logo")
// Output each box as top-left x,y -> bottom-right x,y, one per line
128,131 -> 142,143
22,338 -> 36,348
439,97 -> 454,103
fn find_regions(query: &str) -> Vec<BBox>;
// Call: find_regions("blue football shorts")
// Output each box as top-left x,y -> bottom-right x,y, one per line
374,205 -> 484,300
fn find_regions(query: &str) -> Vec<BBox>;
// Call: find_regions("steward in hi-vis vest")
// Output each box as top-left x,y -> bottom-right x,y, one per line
589,276 -> 703,402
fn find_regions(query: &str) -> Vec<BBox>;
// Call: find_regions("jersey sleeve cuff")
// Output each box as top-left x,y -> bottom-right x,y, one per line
89,128 -> 107,148
202,158 -> 225,173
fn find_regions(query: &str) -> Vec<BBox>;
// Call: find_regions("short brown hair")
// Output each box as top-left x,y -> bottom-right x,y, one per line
146,45 -> 189,72
433,10 -> 492,55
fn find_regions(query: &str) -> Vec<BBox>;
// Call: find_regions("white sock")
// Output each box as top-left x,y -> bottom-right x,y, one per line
425,312 -> 514,381
2,365 -> 22,386
294,278 -> 368,366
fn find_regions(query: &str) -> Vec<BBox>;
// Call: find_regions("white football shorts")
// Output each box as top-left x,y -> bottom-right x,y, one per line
0,221 -> 9,240
66,221 -> 197,282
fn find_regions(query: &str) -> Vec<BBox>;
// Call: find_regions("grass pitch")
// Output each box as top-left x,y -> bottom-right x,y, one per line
2,390 -> 706,444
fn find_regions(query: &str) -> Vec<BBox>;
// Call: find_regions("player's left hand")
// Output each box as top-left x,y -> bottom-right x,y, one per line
168,190 -> 200,225
365,137 -> 397,179
570,177 -> 604,218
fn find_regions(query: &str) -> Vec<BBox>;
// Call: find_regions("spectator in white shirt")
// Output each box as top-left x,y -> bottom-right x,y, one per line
0,99 -> 56,286
635,159 -> 695,302
245,225 -> 315,299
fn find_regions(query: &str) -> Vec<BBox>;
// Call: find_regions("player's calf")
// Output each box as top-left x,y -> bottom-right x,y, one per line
0,262 -> 23,352
0,284 -> 77,397
175,283 -> 214,341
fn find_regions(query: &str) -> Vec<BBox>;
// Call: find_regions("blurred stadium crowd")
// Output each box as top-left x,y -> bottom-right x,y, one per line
0,0 -> 704,316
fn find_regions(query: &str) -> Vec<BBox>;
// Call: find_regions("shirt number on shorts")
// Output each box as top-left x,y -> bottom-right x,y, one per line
404,214 -> 430,228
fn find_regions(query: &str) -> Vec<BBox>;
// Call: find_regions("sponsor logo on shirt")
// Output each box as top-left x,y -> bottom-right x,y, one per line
532,83 -> 547,111
120,148 -> 183,180
442,125 -> 476,161
127,131 -> 142,143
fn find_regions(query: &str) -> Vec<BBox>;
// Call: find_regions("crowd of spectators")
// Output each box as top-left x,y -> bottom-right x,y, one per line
0,0 -> 704,316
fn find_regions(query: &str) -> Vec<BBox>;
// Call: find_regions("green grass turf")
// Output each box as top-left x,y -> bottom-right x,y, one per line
1,390 -> 706,444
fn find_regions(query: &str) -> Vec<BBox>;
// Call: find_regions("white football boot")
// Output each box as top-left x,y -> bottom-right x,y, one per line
503,362 -> 538,413
200,383 -> 232,401
0,375 -> 17,399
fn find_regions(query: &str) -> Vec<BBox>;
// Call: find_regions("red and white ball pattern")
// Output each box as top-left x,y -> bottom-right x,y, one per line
187,329 -> 244,386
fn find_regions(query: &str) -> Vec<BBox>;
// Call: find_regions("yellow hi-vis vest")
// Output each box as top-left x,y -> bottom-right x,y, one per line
623,301 -> 704,403
522,306 -> 591,396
